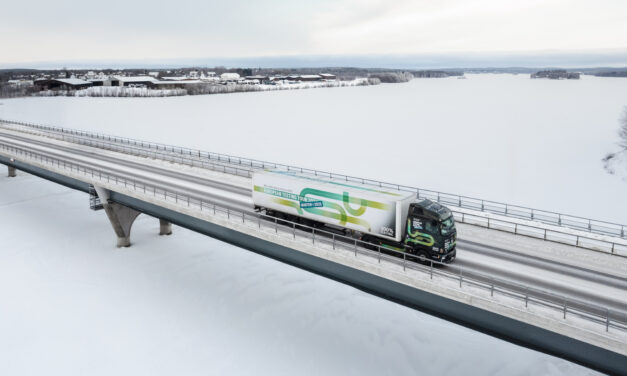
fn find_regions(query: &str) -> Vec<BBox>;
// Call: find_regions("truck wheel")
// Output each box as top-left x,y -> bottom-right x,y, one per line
416,250 -> 429,264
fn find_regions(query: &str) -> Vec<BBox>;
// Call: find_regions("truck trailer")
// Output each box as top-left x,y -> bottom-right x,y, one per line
252,170 -> 457,263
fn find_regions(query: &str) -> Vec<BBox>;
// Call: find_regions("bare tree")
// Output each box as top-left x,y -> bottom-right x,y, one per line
619,106 -> 627,150
603,106 -> 627,175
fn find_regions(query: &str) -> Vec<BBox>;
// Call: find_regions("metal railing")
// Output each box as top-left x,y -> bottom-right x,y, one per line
2,118 -> 625,240
454,211 -> 626,256
2,141 -> 626,334
2,127 -> 254,178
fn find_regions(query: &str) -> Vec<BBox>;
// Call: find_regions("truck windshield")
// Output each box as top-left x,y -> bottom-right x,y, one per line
440,216 -> 455,235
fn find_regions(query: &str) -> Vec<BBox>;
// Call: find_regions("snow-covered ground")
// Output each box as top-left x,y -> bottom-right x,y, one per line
0,74 -> 625,223
0,73 -> 622,375
0,173 -> 598,375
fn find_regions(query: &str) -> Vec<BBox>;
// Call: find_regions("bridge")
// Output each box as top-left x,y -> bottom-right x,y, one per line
0,119 -> 626,374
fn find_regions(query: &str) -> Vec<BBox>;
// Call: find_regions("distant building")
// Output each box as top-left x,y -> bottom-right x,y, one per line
200,75 -> 220,83
161,76 -> 189,81
220,73 -> 241,82
270,76 -> 288,82
113,76 -> 159,87
244,75 -> 268,84
319,73 -> 336,80
34,78 -> 93,91
153,80 -> 202,89
88,78 -> 112,87
298,74 -> 322,81
7,79 -> 34,87
148,72 -> 160,78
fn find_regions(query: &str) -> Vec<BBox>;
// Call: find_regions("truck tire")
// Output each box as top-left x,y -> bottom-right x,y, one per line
416,250 -> 429,264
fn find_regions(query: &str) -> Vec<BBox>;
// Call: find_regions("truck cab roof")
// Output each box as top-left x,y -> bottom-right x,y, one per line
410,199 -> 452,221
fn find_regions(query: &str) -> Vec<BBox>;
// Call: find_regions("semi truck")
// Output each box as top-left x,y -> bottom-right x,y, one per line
252,170 -> 457,263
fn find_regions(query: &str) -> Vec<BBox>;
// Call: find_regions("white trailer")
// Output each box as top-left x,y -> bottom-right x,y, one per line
252,170 -> 415,242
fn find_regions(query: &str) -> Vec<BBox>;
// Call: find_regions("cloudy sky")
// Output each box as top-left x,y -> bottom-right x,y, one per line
2,0 -> 627,66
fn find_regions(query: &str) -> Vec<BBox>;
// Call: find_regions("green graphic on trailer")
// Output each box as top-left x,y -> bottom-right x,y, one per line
269,170 -> 404,197
253,185 -> 393,231
404,218 -> 435,246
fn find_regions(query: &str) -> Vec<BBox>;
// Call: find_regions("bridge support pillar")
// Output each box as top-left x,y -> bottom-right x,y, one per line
8,166 -> 16,177
103,202 -> 141,248
94,186 -> 141,248
159,219 -> 172,236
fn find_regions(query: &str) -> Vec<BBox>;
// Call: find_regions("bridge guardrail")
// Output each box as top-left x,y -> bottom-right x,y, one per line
1,140 -> 626,335
4,126 -> 254,178
1,119 -> 625,241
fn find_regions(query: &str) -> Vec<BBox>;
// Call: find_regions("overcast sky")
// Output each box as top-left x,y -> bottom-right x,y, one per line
2,0 -> 627,66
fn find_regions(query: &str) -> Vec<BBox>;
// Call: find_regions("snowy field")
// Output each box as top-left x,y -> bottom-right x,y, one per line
0,74 -> 622,375
0,173 -> 598,375
0,74 -> 625,224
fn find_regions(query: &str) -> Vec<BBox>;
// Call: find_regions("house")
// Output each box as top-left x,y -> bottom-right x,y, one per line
319,73 -> 336,80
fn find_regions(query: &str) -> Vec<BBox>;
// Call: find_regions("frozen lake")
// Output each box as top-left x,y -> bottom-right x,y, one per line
0,75 -> 616,375
1,74 -> 625,224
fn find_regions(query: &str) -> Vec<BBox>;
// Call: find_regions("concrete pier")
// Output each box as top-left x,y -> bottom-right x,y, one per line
8,166 -> 16,177
95,186 -> 141,247
159,219 -> 172,235
103,202 -> 141,247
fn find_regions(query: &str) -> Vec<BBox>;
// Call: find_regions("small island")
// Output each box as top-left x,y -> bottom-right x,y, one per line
530,69 -> 580,80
